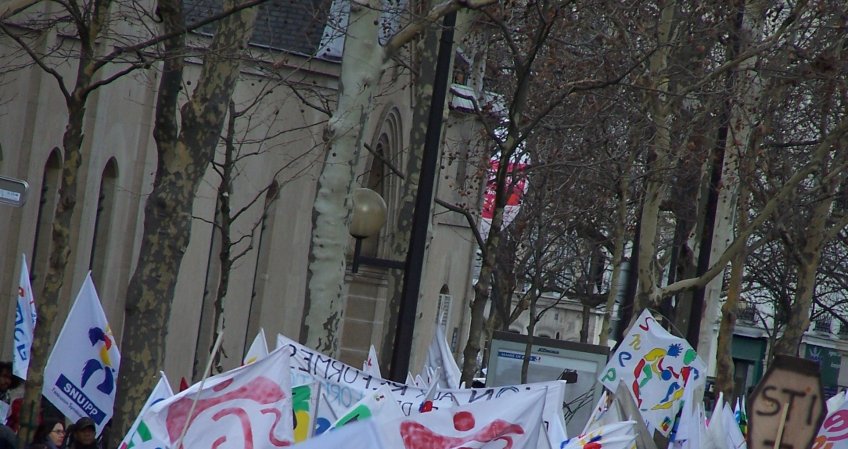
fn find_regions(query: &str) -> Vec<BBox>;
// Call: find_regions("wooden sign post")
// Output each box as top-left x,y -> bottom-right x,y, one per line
747,355 -> 826,449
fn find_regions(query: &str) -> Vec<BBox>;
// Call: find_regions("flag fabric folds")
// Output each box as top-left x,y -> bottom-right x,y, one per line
421,326 -> 461,389
362,345 -> 382,378
13,254 -> 37,380
379,386 -> 547,449
599,309 -> 706,437
243,328 -> 269,365
42,274 -> 120,435
145,347 -> 294,449
118,373 -> 173,449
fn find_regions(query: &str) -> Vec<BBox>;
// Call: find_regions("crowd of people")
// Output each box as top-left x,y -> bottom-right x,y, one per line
1,362 -> 103,449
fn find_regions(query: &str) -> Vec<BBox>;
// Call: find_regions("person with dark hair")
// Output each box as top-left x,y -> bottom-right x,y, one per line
0,424 -> 18,449
0,362 -> 23,403
31,419 -> 66,449
66,418 -> 99,449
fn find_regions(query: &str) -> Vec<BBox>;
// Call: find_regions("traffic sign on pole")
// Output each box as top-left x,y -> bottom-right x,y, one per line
747,354 -> 826,449
0,175 -> 29,207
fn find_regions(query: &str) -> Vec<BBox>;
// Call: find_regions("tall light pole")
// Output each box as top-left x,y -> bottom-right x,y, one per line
348,12 -> 458,383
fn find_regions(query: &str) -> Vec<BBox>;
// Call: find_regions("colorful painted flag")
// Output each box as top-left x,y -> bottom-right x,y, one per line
42,274 -> 120,435
13,254 -> 37,380
421,326 -> 461,389
670,377 -> 704,449
379,386 -> 546,449
333,385 -> 404,429
814,391 -> 848,449
733,398 -> 747,438
243,328 -> 269,365
118,373 -> 173,449
562,421 -> 636,449
292,382 -> 320,442
145,347 -> 293,449
599,309 -> 706,436
362,345 -> 382,378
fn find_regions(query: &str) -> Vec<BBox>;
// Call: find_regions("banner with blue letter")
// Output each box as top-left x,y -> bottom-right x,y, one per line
13,254 -> 37,380
43,274 -> 120,435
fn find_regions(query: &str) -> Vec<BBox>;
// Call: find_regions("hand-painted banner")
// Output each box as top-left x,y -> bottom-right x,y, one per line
276,333 -> 569,448
292,382 -> 319,442
13,254 -> 37,380
145,347 -> 293,449
333,385 -> 404,429
42,274 -> 120,435
118,373 -> 173,449
599,309 -> 705,437
814,394 -> 848,449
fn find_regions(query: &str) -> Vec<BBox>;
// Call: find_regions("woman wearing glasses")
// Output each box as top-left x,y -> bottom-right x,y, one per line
30,419 -> 66,449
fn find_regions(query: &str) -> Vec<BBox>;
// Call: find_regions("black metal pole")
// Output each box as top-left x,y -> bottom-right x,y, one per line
388,11 -> 457,382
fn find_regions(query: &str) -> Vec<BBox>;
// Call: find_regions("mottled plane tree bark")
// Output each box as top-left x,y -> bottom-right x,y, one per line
113,0 -> 258,434
301,0 -> 495,355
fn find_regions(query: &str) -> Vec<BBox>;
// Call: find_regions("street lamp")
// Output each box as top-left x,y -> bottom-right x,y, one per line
349,188 -> 403,273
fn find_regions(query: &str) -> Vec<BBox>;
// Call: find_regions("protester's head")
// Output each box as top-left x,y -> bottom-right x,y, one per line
0,362 -> 22,392
33,419 -> 66,447
72,418 -> 96,446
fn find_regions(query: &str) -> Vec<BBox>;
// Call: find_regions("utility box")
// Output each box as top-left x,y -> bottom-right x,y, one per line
485,331 -> 609,436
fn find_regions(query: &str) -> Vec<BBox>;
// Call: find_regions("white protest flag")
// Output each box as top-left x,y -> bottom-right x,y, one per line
702,393 -> 726,449
118,373 -> 173,449
669,373 -> 703,449
13,253 -> 37,380
293,418 -> 385,449
379,386 -> 546,449
362,345 -> 382,378
421,326 -> 461,389
815,391 -> 848,449
277,332 -> 569,449
827,390 -> 846,414
599,309 -> 706,436
332,385 -> 404,429
721,401 -> 746,449
405,372 -> 416,387
43,274 -> 120,435
562,421 -> 636,449
145,347 -> 293,449
243,328 -> 269,365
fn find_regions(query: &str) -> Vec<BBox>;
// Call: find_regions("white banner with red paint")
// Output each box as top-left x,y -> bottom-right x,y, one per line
145,347 -> 293,449
13,253 -> 37,380
814,398 -> 848,449
379,386 -> 546,449
276,334 -> 568,448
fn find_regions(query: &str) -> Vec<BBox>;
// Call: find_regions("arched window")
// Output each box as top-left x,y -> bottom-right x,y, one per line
89,159 -> 118,289
31,149 -> 62,288
244,180 -> 279,356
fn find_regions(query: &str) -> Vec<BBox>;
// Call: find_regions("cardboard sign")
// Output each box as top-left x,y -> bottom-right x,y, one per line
748,355 -> 826,449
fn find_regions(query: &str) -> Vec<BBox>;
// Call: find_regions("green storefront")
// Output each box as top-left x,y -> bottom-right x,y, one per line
731,335 -> 767,398
804,344 -> 842,397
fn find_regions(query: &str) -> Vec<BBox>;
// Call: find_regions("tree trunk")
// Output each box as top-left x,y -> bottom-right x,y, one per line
520,296 -> 537,384
301,0 -> 387,355
113,0 -> 258,434
714,251 -> 744,400
19,88 -> 89,445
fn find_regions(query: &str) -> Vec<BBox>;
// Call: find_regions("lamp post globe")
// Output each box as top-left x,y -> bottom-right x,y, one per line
350,188 -> 387,239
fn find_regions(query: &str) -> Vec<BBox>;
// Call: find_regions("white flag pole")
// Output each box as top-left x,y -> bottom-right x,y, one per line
174,331 -> 224,449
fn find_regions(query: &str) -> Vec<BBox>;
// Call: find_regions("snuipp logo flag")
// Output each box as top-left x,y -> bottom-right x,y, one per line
13,253 -> 37,380
598,309 -> 705,437
145,347 -> 294,449
43,274 -> 120,435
